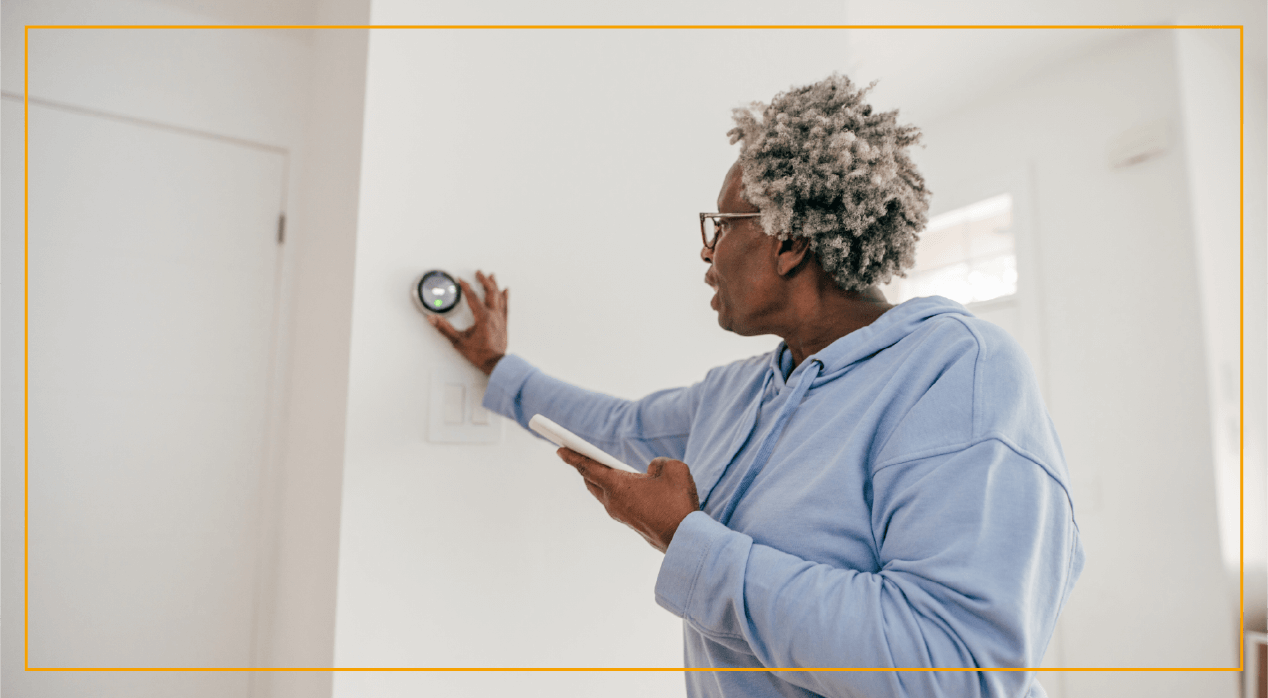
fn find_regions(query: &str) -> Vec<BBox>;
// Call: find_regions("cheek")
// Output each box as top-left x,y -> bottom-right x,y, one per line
714,240 -> 741,279
718,245 -> 755,288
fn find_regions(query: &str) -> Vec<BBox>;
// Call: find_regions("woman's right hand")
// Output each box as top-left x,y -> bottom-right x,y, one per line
426,269 -> 508,376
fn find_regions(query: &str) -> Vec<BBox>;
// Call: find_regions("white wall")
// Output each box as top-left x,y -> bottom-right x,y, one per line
1,1 -> 358,696
1174,26 -> 1268,640
914,28 -> 1250,696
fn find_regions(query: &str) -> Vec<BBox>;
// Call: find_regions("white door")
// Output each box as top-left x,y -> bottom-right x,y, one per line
8,98 -> 285,697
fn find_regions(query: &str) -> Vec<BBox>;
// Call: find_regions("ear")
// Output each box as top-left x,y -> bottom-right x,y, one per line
774,236 -> 811,277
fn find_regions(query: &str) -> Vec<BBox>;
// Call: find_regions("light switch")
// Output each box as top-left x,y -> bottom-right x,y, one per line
443,384 -> 465,424
428,367 -> 502,444
470,386 -> 489,424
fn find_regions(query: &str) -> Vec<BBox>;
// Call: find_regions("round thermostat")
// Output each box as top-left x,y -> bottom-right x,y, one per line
414,270 -> 461,314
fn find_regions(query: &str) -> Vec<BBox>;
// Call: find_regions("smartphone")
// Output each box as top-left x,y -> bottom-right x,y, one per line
528,414 -> 640,474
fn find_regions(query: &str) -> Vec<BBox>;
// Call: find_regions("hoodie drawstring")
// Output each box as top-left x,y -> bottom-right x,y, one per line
716,358 -> 823,527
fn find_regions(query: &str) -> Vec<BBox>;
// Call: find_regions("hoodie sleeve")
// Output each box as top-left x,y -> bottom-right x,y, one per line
482,353 -> 703,471
654,438 -> 1083,698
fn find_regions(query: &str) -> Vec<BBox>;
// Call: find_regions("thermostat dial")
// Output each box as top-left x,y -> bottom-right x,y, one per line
414,270 -> 461,314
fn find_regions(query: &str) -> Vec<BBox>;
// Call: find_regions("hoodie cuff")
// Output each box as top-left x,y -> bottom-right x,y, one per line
655,510 -> 725,617
482,353 -> 537,420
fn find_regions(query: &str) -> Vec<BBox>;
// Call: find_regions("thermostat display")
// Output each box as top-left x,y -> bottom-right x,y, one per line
414,270 -> 461,314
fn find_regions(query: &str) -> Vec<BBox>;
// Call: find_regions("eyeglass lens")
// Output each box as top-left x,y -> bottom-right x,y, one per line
703,217 -> 720,248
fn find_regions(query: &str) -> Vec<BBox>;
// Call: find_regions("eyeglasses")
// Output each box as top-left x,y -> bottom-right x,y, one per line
700,212 -> 761,251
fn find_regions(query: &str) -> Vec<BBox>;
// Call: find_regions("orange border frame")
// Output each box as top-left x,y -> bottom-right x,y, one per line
22,24 -> 1247,675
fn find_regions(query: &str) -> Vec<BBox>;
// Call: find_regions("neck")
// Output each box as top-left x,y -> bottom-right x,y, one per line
780,283 -> 893,369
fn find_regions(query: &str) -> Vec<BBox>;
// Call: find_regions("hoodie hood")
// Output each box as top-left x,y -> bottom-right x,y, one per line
768,295 -> 975,392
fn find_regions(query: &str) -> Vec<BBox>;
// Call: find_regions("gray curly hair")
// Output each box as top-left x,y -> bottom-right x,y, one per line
727,73 -> 931,291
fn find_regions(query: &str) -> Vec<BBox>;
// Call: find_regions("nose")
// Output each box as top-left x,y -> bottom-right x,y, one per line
700,242 -> 713,265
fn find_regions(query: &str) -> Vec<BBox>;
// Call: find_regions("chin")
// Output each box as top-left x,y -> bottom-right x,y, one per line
720,315 -> 766,337
717,314 -> 754,336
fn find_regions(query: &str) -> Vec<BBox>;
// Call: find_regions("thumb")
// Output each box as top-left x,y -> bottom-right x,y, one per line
660,459 -> 691,481
661,459 -> 700,507
646,458 -> 668,478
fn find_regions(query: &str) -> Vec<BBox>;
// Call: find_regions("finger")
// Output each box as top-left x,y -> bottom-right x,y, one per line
557,447 -> 613,486
663,459 -> 701,506
562,449 -> 606,497
646,458 -> 667,477
481,277 -> 501,313
501,288 -> 509,315
663,459 -> 693,481
457,278 -> 488,322
557,446 -> 590,470
489,280 -> 505,313
428,315 -> 462,345
657,458 -> 690,486
484,273 -> 505,313
477,270 -> 500,307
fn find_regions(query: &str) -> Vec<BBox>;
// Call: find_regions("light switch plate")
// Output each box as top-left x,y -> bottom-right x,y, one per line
428,366 -> 503,443
442,384 -> 465,424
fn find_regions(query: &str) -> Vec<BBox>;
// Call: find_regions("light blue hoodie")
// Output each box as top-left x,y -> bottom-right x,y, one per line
483,295 -> 1084,698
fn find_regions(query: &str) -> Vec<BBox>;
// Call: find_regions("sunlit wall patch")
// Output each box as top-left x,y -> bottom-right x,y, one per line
884,193 -> 1016,305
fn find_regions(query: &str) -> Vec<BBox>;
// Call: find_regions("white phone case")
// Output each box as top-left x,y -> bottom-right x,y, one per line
528,414 -> 640,474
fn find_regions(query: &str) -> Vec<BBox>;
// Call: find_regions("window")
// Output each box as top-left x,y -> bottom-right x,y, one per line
882,193 -> 1017,305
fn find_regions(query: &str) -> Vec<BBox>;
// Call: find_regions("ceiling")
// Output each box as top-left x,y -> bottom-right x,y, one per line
838,0 -> 1264,124
142,0 -> 1263,127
